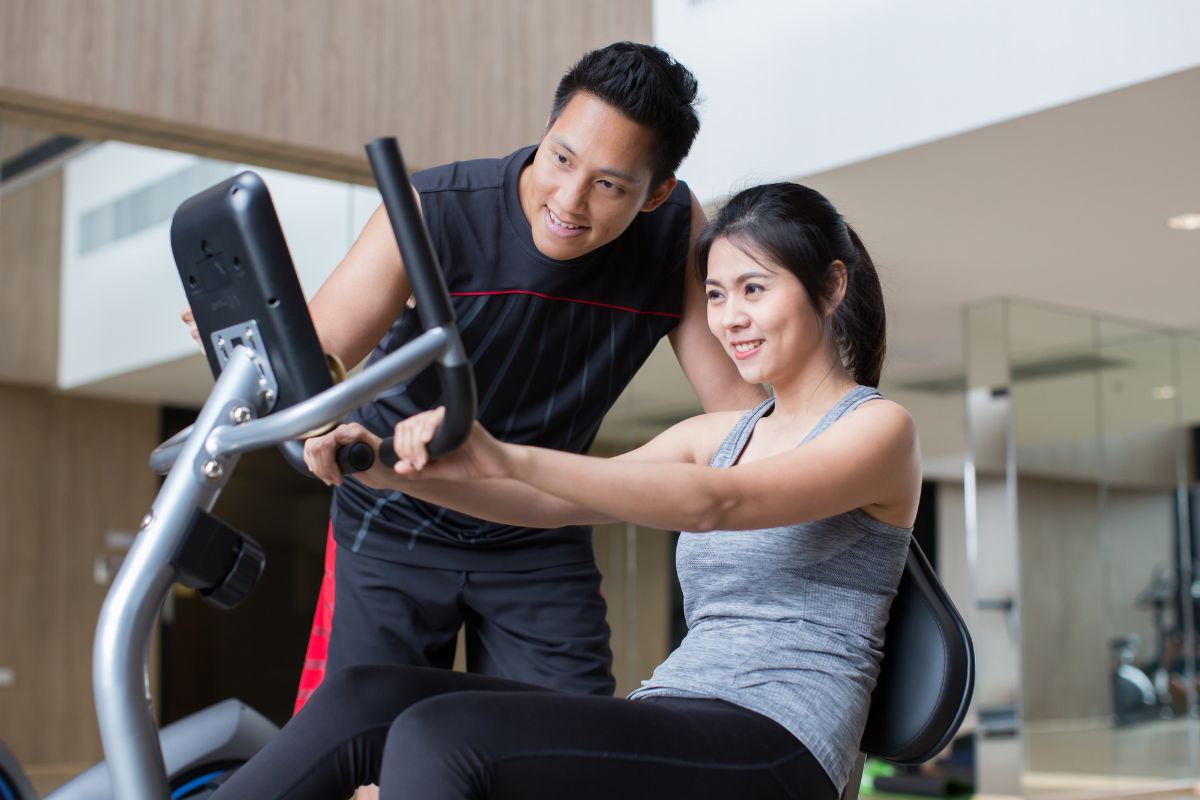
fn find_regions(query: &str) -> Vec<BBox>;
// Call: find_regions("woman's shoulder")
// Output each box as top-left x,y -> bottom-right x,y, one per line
636,406 -> 763,466
829,396 -> 918,459
853,396 -> 917,438
688,405 -> 770,459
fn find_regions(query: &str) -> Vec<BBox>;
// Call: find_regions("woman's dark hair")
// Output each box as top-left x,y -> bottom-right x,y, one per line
549,42 -> 700,186
695,183 -> 887,387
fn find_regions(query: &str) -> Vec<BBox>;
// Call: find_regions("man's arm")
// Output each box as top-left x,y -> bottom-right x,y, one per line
308,201 -> 415,369
667,191 -> 768,412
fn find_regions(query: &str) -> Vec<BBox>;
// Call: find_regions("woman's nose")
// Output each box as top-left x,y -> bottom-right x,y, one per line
723,300 -> 749,329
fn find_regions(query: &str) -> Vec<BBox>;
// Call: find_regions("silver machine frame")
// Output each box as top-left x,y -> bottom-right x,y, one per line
84,137 -> 472,800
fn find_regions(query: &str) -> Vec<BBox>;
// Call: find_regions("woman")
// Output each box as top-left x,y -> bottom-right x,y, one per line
212,182 -> 920,800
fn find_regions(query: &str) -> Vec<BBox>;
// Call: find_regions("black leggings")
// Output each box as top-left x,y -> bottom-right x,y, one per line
210,665 -> 836,800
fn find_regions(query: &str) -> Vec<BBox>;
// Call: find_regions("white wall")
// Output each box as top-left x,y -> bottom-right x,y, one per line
59,142 -> 379,389
654,0 -> 1200,201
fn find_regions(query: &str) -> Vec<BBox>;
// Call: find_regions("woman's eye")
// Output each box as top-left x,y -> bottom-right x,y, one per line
706,290 -> 723,301
554,151 -> 569,165
746,284 -> 765,294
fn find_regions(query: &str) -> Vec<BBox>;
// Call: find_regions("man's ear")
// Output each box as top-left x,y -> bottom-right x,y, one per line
825,260 -> 848,316
641,177 -> 678,213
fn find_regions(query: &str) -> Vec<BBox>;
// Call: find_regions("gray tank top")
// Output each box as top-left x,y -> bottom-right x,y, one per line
629,386 -> 911,792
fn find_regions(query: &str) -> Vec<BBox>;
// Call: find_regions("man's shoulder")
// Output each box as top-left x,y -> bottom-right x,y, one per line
638,179 -> 693,234
663,178 -> 693,211
412,146 -> 533,195
620,178 -> 693,253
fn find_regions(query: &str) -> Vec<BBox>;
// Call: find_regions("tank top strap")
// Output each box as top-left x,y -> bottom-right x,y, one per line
799,385 -> 882,445
710,397 -> 776,468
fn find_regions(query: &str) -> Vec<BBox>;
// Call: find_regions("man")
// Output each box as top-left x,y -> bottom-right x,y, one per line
191,42 -> 763,707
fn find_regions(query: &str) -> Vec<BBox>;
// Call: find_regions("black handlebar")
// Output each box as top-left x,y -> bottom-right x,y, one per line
335,441 -> 377,474
335,138 -> 477,474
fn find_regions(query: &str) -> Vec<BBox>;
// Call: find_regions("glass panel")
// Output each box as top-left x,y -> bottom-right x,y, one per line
966,299 -> 1200,793
964,301 -> 1024,794
1095,319 -> 1195,780
1175,332 -> 1200,730
1007,303 -> 1108,787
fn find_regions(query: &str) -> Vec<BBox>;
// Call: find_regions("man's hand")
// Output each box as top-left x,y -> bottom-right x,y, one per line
180,307 -> 204,352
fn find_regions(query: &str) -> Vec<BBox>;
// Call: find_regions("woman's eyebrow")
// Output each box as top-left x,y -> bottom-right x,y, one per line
705,271 -> 772,286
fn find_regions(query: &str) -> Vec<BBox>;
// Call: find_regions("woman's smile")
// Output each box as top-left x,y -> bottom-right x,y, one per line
732,339 -> 764,359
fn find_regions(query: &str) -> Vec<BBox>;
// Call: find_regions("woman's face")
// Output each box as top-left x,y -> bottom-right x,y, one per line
703,236 -> 826,387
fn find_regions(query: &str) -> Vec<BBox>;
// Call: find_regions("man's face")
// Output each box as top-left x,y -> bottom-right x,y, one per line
518,92 -> 676,261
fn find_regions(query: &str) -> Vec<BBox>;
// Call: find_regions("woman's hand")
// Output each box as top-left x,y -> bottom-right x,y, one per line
303,423 -> 393,490
391,408 -> 511,481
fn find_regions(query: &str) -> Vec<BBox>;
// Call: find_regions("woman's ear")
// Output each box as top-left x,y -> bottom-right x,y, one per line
825,260 -> 848,317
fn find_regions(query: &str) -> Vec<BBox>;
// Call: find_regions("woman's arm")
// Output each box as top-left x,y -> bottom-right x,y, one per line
312,411 -> 734,529
508,400 -> 920,531
385,475 -> 613,528
391,401 -> 920,533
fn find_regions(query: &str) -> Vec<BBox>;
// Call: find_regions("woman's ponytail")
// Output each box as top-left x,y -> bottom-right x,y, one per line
835,224 -> 886,388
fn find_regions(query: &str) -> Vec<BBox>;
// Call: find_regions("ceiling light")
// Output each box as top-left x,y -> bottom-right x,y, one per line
1167,214 -> 1200,231
1152,385 -> 1177,400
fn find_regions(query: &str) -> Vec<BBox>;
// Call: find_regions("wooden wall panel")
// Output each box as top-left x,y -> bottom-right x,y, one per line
0,0 -> 652,179
0,171 -> 59,385
0,122 -> 58,160
0,385 -> 159,792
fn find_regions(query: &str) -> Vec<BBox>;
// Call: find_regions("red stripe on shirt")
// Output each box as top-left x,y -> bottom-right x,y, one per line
449,290 -> 681,319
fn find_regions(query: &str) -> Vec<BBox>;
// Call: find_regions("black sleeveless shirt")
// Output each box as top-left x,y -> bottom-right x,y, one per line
333,145 -> 692,569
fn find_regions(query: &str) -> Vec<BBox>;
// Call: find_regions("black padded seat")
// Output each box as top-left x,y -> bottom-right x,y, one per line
860,539 -> 975,763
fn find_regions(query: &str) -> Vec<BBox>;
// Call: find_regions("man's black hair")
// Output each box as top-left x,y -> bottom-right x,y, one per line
550,42 -> 700,186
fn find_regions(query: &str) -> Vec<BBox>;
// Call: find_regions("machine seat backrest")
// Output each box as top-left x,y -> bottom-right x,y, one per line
0,740 -> 36,800
859,540 -> 974,764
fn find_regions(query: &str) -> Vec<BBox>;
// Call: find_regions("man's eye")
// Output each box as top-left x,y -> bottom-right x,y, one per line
554,152 -> 569,165
598,179 -> 621,192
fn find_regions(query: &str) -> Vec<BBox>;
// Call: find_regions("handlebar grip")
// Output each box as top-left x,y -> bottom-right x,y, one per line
426,363 -> 476,458
378,438 -> 399,468
335,441 -> 376,474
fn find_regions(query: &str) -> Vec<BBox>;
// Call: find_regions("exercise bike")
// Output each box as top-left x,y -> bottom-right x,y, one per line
10,136 -> 474,800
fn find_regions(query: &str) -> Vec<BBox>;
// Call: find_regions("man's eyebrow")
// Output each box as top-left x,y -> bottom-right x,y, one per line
549,136 -> 639,183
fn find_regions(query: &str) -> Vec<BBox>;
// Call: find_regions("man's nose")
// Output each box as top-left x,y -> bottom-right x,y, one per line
556,175 -> 588,214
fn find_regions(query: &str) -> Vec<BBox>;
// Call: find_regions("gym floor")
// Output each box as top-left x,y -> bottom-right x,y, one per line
1023,717 -> 1200,796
